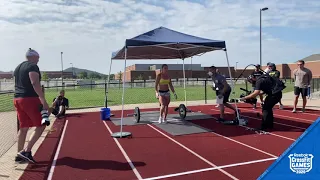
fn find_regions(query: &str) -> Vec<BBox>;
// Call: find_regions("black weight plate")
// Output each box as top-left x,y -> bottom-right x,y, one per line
178,104 -> 187,120
134,107 -> 140,123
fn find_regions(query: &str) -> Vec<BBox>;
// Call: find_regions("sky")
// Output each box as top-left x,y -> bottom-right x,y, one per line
0,0 -> 319,75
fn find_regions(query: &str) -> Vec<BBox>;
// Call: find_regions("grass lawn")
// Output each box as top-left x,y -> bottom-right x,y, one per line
0,82 -> 294,112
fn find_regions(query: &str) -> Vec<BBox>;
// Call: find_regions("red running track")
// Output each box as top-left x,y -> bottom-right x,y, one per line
18,104 -> 320,180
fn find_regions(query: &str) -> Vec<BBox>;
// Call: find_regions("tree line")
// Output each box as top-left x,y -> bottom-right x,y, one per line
41,71 -> 115,80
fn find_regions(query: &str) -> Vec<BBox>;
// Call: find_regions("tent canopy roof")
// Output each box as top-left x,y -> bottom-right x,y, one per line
111,26 -> 226,60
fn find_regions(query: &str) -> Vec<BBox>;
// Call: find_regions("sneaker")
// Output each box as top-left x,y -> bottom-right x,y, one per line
216,118 -> 225,122
17,151 -> 36,164
292,109 -> 296,113
158,117 -> 163,124
14,156 -> 25,162
253,104 -> 256,109
301,108 -> 305,113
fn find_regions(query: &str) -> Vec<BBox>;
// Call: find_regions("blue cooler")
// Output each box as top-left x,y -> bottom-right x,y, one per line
100,108 -> 111,121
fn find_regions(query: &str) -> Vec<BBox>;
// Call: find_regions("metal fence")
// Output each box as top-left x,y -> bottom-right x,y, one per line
0,91 -> 17,158
1,78 -> 320,158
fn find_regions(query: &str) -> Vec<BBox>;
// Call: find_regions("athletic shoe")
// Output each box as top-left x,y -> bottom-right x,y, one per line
158,117 -> 163,124
17,151 -> 36,164
14,156 -> 25,162
292,109 -> 296,113
216,118 -> 225,122
301,108 -> 305,113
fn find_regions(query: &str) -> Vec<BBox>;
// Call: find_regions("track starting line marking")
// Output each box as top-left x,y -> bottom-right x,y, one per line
143,157 -> 277,180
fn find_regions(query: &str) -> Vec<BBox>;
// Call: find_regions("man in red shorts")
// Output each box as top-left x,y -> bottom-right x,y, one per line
13,48 -> 50,163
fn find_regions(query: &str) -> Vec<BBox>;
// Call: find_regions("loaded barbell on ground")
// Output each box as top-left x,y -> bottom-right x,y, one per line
127,104 -> 187,123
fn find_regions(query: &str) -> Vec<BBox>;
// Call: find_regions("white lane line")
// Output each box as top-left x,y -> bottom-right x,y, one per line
144,157 -> 277,180
47,120 -> 69,180
147,124 -> 239,180
103,121 -> 143,180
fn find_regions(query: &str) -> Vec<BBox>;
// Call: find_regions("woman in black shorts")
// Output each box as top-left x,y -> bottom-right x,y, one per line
155,64 -> 177,123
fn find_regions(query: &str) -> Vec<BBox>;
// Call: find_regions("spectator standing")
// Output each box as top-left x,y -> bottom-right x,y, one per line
292,60 -> 312,113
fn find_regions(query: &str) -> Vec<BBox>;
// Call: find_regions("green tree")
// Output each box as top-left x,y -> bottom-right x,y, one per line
78,71 -> 88,79
42,72 -> 48,81
118,71 -> 122,81
136,74 -> 143,80
88,72 -> 101,79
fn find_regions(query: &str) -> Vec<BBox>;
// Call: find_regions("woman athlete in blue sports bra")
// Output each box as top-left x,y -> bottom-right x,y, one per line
155,64 -> 177,123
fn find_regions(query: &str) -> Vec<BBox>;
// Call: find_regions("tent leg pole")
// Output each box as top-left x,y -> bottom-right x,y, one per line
182,58 -> 187,107
120,47 -> 127,138
105,59 -> 113,107
111,47 -> 132,139
224,49 -> 240,119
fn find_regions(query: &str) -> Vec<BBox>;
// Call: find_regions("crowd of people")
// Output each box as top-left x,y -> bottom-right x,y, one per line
12,47 -> 313,163
210,60 -> 312,130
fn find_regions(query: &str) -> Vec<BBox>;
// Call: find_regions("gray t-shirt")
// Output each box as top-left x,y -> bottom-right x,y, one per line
212,74 -> 230,91
293,68 -> 312,88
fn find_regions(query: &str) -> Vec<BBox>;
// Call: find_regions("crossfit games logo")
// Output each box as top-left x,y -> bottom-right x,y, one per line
288,153 -> 313,174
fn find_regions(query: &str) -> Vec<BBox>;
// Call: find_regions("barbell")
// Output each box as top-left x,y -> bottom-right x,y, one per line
127,104 -> 187,123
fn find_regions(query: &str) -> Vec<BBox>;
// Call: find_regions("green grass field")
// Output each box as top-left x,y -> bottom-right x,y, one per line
0,82 -> 295,112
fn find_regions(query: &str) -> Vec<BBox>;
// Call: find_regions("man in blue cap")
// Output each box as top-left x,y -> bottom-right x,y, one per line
248,64 -> 264,109
267,63 -> 284,109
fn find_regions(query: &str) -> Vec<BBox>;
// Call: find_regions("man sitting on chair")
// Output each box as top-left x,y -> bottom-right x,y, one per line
52,90 -> 69,118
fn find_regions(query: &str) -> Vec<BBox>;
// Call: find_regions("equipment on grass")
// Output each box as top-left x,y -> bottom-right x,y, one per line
127,104 -> 187,123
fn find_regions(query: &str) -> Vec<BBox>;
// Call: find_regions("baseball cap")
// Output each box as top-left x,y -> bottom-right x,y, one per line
268,63 -> 275,67
26,48 -> 39,57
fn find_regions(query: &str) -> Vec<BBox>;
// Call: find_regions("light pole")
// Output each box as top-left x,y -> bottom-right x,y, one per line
70,63 -> 74,78
61,52 -> 64,85
260,7 -> 268,66
236,62 -> 238,71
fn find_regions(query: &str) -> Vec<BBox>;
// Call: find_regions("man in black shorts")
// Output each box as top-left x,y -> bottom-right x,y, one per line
208,66 -> 238,121
52,90 -> 69,118
240,73 -> 285,130
292,60 -> 312,113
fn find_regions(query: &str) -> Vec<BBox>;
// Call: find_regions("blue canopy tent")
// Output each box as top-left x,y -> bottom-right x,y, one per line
106,27 -> 234,138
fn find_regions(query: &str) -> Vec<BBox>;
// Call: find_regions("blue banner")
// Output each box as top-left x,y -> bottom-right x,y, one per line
258,117 -> 320,179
